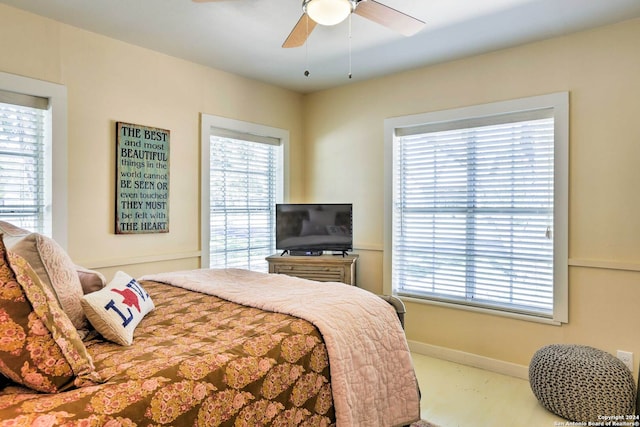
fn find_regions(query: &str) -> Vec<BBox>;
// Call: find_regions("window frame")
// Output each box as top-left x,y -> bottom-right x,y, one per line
0,71 -> 67,248
200,113 -> 289,271
383,92 -> 569,325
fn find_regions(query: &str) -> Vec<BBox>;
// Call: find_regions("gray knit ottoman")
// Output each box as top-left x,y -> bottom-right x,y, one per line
529,344 -> 636,422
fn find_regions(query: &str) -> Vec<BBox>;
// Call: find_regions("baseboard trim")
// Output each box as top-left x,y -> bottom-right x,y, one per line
408,340 -> 529,380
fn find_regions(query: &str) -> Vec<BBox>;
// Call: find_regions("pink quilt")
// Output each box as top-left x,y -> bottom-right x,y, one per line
141,268 -> 420,427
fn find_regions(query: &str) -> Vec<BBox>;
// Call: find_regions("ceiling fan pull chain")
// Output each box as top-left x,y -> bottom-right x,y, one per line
348,13 -> 352,79
305,14 -> 311,77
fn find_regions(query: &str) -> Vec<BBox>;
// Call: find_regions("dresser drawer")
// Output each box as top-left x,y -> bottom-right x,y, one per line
266,254 -> 358,285
272,264 -> 346,282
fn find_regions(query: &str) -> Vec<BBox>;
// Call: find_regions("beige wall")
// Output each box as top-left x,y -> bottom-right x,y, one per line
0,4 -> 305,278
303,18 -> 640,375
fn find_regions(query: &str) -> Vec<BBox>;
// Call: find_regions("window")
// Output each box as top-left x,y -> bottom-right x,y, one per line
200,114 -> 287,273
0,92 -> 47,231
384,93 -> 568,324
0,72 -> 67,246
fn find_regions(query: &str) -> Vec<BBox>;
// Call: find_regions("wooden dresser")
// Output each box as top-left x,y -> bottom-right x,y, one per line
266,254 -> 358,285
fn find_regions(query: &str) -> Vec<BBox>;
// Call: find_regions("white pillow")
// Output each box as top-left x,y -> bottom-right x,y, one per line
81,271 -> 154,346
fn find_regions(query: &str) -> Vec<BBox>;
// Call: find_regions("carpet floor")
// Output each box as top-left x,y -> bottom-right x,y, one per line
411,420 -> 439,427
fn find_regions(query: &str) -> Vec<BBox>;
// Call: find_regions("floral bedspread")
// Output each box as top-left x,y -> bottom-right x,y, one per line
0,281 -> 335,426
142,268 -> 421,427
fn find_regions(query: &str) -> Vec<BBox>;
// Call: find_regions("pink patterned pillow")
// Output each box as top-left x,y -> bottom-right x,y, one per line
10,233 -> 87,332
0,236 -> 101,393
75,264 -> 107,294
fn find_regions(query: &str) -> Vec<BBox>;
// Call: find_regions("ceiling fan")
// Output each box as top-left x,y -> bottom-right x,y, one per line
193,0 -> 426,48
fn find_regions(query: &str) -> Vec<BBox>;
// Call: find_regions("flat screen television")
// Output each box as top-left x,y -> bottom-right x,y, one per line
275,203 -> 352,255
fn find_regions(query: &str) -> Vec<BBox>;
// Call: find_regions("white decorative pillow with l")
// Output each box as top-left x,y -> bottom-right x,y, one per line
81,271 -> 154,346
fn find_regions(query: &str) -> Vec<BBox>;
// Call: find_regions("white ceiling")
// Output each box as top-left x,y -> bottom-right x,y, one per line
3,0 -> 640,93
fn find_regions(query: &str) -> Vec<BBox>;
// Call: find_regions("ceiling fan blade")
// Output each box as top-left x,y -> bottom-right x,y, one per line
282,14 -> 317,48
354,0 -> 425,36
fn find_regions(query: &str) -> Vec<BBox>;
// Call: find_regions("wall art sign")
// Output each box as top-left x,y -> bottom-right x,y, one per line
115,122 -> 169,234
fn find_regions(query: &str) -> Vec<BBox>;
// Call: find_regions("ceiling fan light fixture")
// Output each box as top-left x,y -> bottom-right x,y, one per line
303,0 -> 355,26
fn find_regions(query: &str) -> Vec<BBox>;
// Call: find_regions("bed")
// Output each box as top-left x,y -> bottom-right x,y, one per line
0,223 -> 420,426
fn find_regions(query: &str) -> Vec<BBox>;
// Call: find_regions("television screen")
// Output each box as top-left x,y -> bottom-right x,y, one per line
276,204 -> 352,254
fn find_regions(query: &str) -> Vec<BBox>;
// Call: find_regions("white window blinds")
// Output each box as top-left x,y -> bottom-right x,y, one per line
0,90 -> 48,232
392,109 -> 559,318
208,131 -> 280,272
